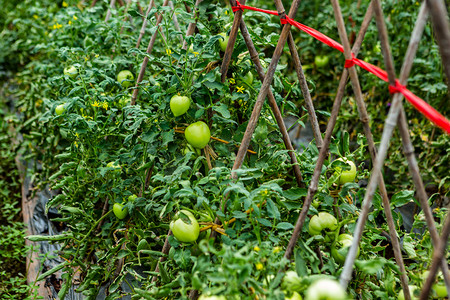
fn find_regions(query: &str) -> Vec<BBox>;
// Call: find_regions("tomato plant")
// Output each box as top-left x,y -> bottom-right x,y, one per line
170,210 -> 200,243
184,121 -> 211,149
117,70 -> 134,88
170,95 -> 190,116
113,203 -> 128,220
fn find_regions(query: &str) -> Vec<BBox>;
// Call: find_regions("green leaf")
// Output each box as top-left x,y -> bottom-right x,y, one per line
355,257 -> 389,274
213,103 -> 231,119
276,222 -> 294,230
282,187 -> 307,200
390,190 -> 414,207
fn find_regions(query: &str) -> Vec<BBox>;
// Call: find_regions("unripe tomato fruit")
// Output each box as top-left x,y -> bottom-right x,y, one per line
282,271 -> 303,292
185,121 -> 211,149
238,71 -> 254,86
308,212 -> 338,236
285,291 -> 303,300
107,161 -> 122,174
64,65 -> 78,78
170,95 -> 190,116
113,203 -> 128,219
398,285 -> 419,300
55,104 -> 65,115
331,233 -> 360,264
170,210 -> 200,243
117,70 -> 134,88
314,55 -> 330,68
218,33 -> 229,52
305,278 -> 347,300
334,158 -> 357,185
432,284 -> 448,298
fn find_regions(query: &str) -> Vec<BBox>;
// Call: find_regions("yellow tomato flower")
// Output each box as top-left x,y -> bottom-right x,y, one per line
62,1 -> 68,7
273,246 -> 282,254
229,78 -> 235,84
253,246 -> 260,252
73,15 -> 78,20
255,263 -> 264,270
236,86 -> 245,93
166,48 -> 172,56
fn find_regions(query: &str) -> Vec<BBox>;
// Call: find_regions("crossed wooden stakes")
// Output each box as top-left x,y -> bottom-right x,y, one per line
108,0 -> 449,299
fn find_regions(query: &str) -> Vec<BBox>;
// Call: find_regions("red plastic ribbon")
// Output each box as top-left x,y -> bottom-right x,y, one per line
231,2 -> 450,134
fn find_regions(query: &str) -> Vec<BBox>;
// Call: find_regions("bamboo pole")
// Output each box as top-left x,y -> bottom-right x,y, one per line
283,0 -> 374,262
340,0 -> 450,289
273,0 -> 323,149
328,0 -> 411,296
427,0 -> 450,84
136,0 -> 154,48
105,0 -> 117,22
182,0 -> 204,50
131,0 -> 170,105
420,212 -> 450,299
169,1 -> 184,44
229,0 -> 302,178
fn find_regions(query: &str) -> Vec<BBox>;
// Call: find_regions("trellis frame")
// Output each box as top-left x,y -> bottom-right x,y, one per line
101,0 -> 449,299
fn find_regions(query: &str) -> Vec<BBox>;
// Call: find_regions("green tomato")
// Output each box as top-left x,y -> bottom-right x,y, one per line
170,95 -> 190,116
113,203 -> 128,220
308,212 -> 338,236
237,71 -> 254,87
55,104 -> 65,115
334,158 -> 357,185
331,234 -> 359,264
170,210 -> 200,243
312,199 -> 321,209
118,95 -> 131,108
398,285 -> 419,300
218,32 -> 229,52
184,121 -> 211,149
305,278 -> 347,300
282,271 -> 303,292
107,161 -> 122,174
432,284 -> 448,298
314,55 -> 330,68
64,65 -> 78,78
117,70 -> 134,88
285,291 -> 303,300
128,194 -> 138,202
